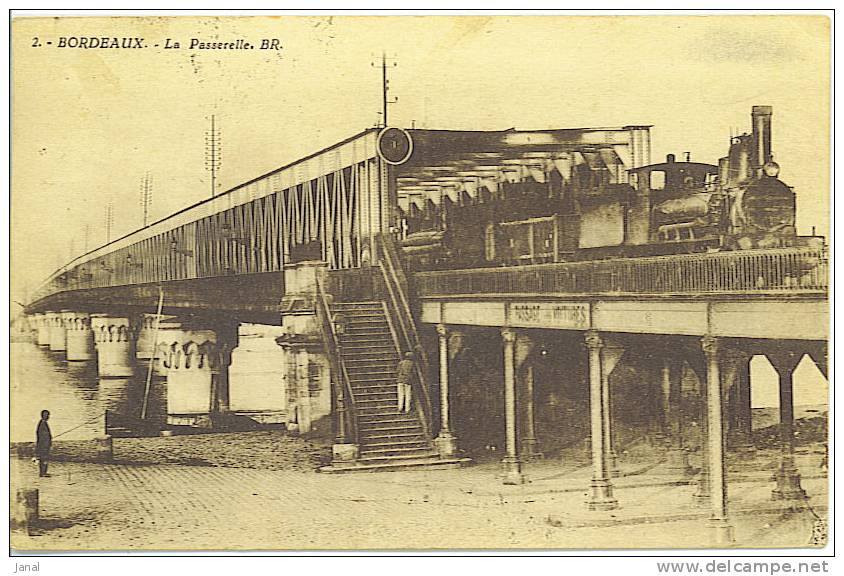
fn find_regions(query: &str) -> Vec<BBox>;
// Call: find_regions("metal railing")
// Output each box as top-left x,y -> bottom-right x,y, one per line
415,247 -> 828,297
376,234 -> 435,437
322,266 -> 384,302
315,274 -> 357,445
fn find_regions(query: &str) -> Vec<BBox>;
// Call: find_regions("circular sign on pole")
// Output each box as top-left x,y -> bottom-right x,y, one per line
377,127 -> 414,165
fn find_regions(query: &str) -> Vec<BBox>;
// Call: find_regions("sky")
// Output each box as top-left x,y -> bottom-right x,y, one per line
11,15 -> 830,303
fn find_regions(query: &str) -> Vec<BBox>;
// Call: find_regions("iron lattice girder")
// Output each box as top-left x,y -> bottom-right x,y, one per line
395,145 -> 627,209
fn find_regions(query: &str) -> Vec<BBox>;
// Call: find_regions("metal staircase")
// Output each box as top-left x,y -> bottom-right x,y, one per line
317,234 -> 469,473
324,301 -> 458,471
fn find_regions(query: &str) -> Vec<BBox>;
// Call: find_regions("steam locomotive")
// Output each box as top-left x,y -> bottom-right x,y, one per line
400,106 -> 819,270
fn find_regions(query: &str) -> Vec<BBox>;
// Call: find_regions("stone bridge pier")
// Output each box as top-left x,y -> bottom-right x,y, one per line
47,310 -> 68,352
33,313 -> 50,347
90,315 -> 137,378
65,312 -> 95,361
156,319 -> 238,427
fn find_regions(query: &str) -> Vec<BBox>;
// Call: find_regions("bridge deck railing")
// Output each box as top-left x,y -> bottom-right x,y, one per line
414,247 -> 828,297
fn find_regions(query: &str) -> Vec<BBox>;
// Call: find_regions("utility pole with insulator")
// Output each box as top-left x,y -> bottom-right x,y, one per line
139,172 -> 153,227
205,115 -> 222,198
105,202 -> 114,243
372,52 -> 398,127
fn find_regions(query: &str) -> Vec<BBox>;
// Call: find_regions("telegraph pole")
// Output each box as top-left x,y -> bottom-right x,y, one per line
372,52 -> 398,127
139,172 -> 153,227
105,202 -> 114,243
205,115 -> 222,198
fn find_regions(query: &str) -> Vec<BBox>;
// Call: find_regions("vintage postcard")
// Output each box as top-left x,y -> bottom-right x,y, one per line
9,13 -> 830,554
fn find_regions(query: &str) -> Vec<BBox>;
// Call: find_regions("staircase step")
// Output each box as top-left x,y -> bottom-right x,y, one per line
319,457 -> 472,474
360,439 -> 429,449
341,338 -> 394,346
345,323 -> 390,330
351,391 -> 397,399
350,388 -> 397,395
347,377 -> 397,385
360,431 -> 426,440
334,310 -> 386,318
346,368 -> 397,376
358,423 -> 420,431
351,381 -> 396,387
357,414 -> 418,423
347,363 -> 396,370
341,331 -> 391,338
344,330 -> 391,338
343,363 -> 396,371
359,423 -> 423,432
358,421 -> 421,429
340,346 -> 399,362
340,336 -> 393,343
352,395 -> 397,402
356,409 -> 407,416
355,399 -> 398,406
358,450 -> 440,461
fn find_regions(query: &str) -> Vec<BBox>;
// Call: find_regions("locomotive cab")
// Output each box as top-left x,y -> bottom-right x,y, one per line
629,155 -> 720,245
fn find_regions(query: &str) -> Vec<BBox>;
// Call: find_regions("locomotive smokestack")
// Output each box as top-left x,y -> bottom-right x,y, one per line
718,157 -> 729,185
752,105 -> 773,170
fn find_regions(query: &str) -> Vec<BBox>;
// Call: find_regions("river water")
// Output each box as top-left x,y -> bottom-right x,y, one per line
10,342 -> 166,443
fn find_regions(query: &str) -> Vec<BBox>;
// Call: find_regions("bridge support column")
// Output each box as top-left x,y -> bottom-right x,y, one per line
228,325 -> 289,424
520,364 -> 541,460
687,351 -> 710,506
702,335 -> 734,545
213,322 -> 239,416
277,261 -> 334,437
727,352 -> 754,454
91,315 -> 136,377
662,357 -> 693,475
48,311 -> 68,352
146,317 -> 184,378
35,314 -> 50,347
157,324 -> 234,428
136,314 -> 177,370
434,324 -> 458,459
65,312 -> 94,361
585,330 -> 618,510
767,350 -> 807,502
514,332 -> 541,461
500,327 -> 524,485
600,339 -> 624,477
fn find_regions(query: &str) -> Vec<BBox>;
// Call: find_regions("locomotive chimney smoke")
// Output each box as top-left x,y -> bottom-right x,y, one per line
752,105 -> 773,171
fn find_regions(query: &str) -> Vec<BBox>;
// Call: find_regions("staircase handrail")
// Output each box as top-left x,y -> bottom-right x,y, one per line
315,274 -> 357,445
375,234 -> 434,435
377,233 -> 432,371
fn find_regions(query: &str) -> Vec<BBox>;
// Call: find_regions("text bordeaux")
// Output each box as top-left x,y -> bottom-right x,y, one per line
57,37 -> 145,49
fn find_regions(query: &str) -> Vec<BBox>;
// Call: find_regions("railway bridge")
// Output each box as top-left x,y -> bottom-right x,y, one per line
24,123 -> 828,545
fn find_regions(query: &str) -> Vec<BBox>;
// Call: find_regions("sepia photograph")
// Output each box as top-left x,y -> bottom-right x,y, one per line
8,11 -> 831,555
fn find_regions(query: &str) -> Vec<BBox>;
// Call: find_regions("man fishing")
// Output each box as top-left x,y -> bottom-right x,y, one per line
35,410 -> 52,477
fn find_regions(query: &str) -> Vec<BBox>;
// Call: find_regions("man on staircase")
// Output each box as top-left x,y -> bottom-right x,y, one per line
396,352 -> 415,413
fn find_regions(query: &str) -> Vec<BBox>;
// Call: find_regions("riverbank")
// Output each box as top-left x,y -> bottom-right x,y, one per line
12,430 -> 332,472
